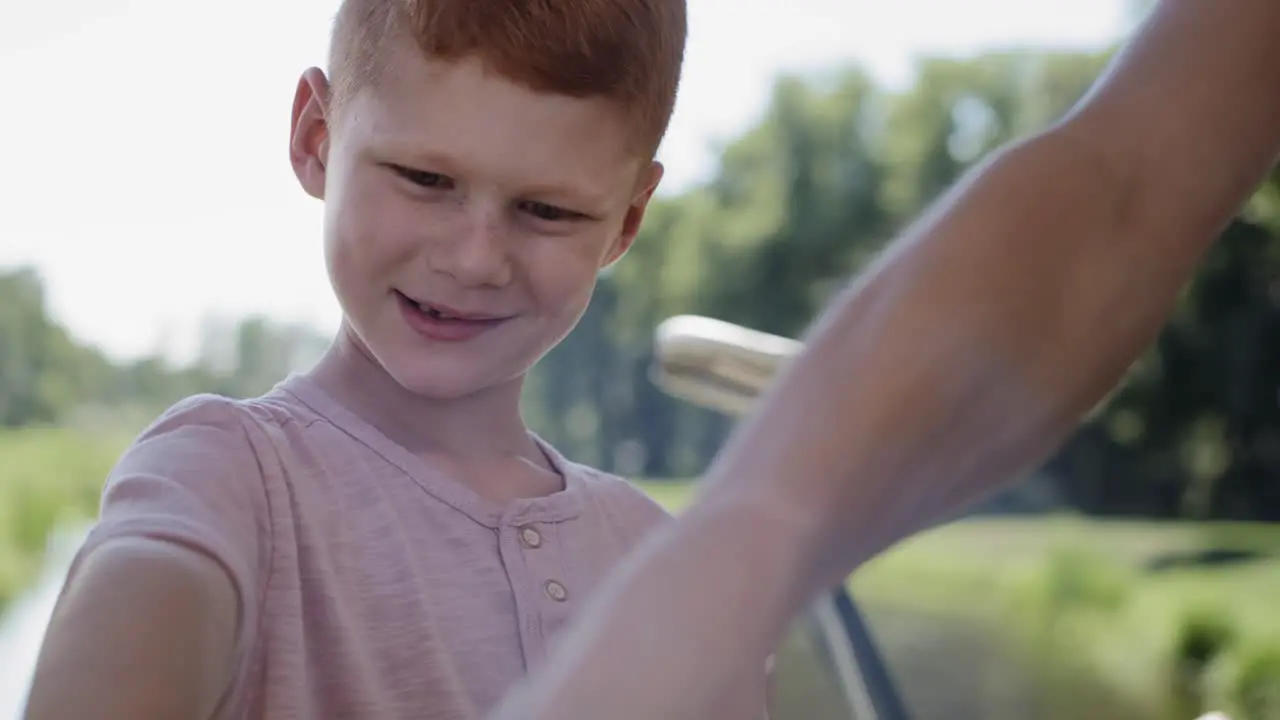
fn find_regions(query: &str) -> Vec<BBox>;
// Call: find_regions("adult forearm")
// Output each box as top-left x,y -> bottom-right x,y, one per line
494,126 -> 1232,720
742,127 -> 1208,589
689,0 -> 1280,603
706,125 -> 1211,597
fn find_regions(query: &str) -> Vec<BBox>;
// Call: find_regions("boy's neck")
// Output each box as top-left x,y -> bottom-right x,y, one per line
306,326 -> 543,465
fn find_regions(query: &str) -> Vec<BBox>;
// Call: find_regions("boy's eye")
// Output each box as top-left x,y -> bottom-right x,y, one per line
520,201 -> 577,222
391,165 -> 450,189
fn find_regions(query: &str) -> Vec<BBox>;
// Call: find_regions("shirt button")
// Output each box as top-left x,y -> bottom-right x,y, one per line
544,579 -> 568,602
520,526 -> 543,549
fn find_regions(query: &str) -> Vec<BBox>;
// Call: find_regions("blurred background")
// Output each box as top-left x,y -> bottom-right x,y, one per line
3,0 -> 1280,718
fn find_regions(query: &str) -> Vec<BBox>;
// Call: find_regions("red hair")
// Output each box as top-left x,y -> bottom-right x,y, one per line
328,0 -> 686,156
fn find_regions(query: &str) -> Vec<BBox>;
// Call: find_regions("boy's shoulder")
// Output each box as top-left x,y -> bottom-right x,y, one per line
104,394 -> 266,502
128,382 -> 322,450
115,387 -> 314,480
124,393 -> 255,460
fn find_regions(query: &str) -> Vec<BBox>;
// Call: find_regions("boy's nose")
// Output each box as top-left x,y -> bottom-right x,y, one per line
427,214 -> 513,288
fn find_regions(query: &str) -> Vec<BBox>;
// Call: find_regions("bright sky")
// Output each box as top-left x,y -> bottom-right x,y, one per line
0,0 -> 1135,364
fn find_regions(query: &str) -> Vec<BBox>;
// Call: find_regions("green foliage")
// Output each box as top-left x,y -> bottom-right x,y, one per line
0,427 -> 123,608
0,265 -> 330,430
869,538 -> 1280,720
1206,641 -> 1280,720
642,481 -> 1280,719
1039,544 -> 1137,612
0,269 -> 115,427
1170,605 -> 1239,716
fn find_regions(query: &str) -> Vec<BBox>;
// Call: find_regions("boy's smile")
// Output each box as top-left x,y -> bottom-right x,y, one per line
289,39 -> 663,402
393,290 -> 513,343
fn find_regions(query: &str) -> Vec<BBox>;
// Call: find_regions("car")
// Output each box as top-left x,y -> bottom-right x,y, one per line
652,315 -> 911,720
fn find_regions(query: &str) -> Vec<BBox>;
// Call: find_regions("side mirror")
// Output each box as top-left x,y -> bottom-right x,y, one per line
652,315 -> 800,416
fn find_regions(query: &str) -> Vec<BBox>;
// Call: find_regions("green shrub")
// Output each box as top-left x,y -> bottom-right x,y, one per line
1040,544 -> 1136,612
1206,640 -> 1280,720
1168,605 -> 1239,717
639,481 -> 1280,720
0,426 -> 124,609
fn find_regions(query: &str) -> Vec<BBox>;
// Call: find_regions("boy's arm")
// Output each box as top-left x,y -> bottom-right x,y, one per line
24,538 -> 239,720
491,1 -> 1280,719
24,396 -> 269,720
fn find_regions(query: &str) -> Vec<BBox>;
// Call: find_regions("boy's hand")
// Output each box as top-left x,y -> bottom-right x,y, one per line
23,536 -> 240,720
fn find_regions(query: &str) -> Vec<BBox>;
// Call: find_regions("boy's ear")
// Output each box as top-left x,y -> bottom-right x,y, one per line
289,68 -> 332,200
602,161 -> 664,269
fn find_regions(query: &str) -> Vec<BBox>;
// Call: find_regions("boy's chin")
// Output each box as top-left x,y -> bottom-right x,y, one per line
383,360 -> 519,402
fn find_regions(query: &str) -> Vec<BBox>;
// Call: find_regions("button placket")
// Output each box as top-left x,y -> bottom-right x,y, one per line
496,523 -> 542,668
518,522 -> 570,606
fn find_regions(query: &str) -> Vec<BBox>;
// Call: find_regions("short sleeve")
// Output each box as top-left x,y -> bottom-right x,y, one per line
73,393 -> 272,655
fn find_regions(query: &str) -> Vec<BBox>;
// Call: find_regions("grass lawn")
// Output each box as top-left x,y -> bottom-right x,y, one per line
634,478 -> 1280,719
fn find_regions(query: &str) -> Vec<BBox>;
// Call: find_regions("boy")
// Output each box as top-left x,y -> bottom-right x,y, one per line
23,0 -> 768,718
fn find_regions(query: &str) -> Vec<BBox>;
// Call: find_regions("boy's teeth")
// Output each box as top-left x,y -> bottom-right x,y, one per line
417,302 -> 454,319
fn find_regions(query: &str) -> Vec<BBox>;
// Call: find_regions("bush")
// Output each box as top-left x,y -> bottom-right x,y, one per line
637,481 -> 1280,720
1206,639 -> 1280,720
0,426 -> 123,609
1169,605 -> 1238,717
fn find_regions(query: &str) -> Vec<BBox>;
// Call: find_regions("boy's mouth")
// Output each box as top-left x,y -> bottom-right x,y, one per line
394,290 -> 512,343
395,291 -> 506,321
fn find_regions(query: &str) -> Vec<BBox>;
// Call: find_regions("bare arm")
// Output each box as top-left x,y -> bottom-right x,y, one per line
491,2 -> 1280,718
23,538 -> 240,720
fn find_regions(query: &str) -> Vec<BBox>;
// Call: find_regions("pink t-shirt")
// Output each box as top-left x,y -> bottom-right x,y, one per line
73,375 -> 673,719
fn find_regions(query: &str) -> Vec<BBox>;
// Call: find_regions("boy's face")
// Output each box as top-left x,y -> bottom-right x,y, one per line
289,40 -> 661,400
